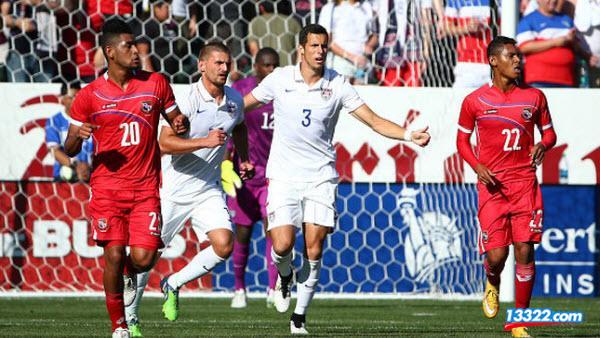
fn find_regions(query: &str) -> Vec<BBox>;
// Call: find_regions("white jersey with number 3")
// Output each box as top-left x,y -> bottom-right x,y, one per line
251,64 -> 364,182
161,80 -> 244,203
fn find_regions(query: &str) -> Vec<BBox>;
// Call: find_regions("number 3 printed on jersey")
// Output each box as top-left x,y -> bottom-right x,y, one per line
302,109 -> 311,127
501,128 -> 521,151
120,121 -> 140,147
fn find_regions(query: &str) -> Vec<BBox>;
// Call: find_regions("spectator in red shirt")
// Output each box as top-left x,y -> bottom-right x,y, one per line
86,0 -> 133,32
517,0 -> 597,87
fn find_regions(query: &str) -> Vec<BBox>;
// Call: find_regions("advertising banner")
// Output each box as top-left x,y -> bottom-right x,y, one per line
1,84 -> 599,184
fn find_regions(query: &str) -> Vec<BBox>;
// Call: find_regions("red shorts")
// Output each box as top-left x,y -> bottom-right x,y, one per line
89,188 -> 163,250
477,179 -> 543,254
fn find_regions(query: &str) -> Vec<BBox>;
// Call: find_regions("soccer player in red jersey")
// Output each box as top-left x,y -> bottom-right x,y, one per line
456,36 -> 557,338
64,19 -> 187,338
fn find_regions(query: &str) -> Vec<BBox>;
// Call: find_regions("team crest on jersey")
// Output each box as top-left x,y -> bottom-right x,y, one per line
96,218 -> 109,232
226,100 -> 238,117
321,88 -> 332,100
482,231 -> 489,243
141,101 -> 153,114
521,108 -> 532,120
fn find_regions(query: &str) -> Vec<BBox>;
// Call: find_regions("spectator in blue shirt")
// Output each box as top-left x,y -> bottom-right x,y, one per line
45,82 -> 93,182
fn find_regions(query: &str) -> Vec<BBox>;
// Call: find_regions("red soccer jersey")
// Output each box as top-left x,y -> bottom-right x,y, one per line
70,71 -> 177,191
457,83 -> 554,183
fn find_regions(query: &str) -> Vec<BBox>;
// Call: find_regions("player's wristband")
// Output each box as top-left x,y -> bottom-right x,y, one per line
403,128 -> 414,142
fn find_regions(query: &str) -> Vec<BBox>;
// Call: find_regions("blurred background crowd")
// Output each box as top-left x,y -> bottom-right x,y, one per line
0,0 -> 598,88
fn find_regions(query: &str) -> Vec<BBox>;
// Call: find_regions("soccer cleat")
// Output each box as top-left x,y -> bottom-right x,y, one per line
482,280 -> 499,319
511,326 -> 532,338
266,288 -> 275,309
274,270 -> 295,313
123,273 -> 137,307
160,277 -> 179,321
127,317 -> 142,338
112,327 -> 130,338
230,289 -> 247,308
290,313 -> 309,335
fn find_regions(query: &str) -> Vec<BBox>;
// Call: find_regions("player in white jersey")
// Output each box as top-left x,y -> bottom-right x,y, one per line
123,42 -> 254,336
243,24 -> 431,335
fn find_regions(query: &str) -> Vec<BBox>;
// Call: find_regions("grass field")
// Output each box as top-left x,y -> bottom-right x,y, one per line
1,296 -> 599,337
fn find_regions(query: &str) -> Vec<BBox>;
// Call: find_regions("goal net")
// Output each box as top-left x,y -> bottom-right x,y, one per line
0,81 -> 485,297
0,0 -> 502,296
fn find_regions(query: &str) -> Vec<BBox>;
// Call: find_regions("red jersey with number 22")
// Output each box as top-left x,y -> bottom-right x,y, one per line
457,83 -> 554,183
70,71 -> 177,191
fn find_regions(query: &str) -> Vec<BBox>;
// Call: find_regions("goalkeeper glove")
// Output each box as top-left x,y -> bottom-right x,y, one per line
221,160 -> 242,197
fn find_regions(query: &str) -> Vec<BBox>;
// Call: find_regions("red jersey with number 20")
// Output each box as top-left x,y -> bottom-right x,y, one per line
457,83 -> 554,183
70,71 -> 177,191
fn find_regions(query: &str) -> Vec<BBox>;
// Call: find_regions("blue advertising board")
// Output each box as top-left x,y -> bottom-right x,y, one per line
533,186 -> 598,297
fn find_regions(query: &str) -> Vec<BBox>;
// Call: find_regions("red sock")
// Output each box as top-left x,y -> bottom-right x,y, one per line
484,259 -> 502,287
105,292 -> 127,331
515,263 -> 535,308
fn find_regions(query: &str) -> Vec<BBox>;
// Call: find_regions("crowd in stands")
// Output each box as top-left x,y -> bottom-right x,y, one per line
0,0 -> 598,88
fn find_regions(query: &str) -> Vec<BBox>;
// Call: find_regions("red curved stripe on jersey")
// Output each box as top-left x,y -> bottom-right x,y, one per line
478,96 -> 535,109
90,110 -> 153,129
476,116 -> 533,138
20,95 -> 60,107
93,90 -> 160,102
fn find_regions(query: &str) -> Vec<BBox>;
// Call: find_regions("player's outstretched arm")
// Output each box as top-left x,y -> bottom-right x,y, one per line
232,121 -> 255,180
64,123 -> 95,157
243,93 -> 263,112
158,125 -> 226,155
350,104 -> 431,147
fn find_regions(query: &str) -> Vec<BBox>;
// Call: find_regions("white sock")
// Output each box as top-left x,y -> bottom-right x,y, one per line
271,249 -> 292,277
125,271 -> 150,322
294,258 -> 321,315
168,246 -> 225,289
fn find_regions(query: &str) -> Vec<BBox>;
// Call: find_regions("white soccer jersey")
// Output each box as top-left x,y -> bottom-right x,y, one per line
161,80 -> 244,203
251,64 -> 364,182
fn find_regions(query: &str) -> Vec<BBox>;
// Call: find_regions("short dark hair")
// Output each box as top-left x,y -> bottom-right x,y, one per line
259,0 -> 275,13
100,18 -> 134,52
299,24 -> 328,46
199,41 -> 231,60
60,81 -> 81,96
487,36 -> 517,61
255,47 -> 279,64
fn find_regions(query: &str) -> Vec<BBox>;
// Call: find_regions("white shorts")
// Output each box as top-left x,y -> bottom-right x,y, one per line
452,62 -> 490,88
327,53 -> 358,78
160,188 -> 232,245
266,178 -> 337,230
